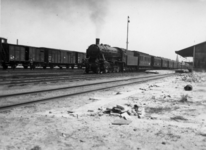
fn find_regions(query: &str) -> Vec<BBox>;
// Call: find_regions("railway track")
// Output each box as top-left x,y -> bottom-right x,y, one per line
0,72 -> 147,86
0,73 -> 175,110
0,70 -> 84,78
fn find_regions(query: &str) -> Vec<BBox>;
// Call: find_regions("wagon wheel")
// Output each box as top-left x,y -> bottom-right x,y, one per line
85,68 -> 89,74
96,67 -> 100,74
12,65 -> 16,69
2,64 -> 8,70
116,66 -> 120,73
104,67 -> 108,73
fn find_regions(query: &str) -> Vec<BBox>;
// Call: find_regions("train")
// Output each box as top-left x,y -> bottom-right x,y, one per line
0,37 -> 86,69
85,38 -> 192,73
1,37 -> 191,72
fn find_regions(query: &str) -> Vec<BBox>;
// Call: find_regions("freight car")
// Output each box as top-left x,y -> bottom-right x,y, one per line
0,42 -> 27,69
0,37 -> 86,69
134,51 -> 151,69
38,47 -> 75,69
151,56 -> 162,69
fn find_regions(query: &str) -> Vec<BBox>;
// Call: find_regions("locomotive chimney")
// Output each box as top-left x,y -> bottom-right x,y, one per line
96,38 -> 100,45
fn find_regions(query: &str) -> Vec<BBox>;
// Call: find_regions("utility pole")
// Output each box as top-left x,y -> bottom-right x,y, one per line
126,16 -> 130,50
0,0 -> 1,37
193,40 -> 196,70
193,45 -> 196,69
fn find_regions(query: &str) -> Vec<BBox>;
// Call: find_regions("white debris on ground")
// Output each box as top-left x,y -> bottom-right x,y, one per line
0,71 -> 206,150
145,70 -> 175,74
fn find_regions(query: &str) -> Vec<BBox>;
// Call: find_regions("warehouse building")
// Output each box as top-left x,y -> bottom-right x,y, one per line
175,41 -> 206,71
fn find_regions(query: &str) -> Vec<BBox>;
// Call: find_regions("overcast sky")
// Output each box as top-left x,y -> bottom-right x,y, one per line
1,0 -> 206,61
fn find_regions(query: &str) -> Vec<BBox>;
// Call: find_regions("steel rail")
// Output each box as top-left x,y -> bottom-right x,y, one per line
0,73 -> 173,99
0,73 -> 175,109
0,71 -> 83,79
0,72 -> 146,86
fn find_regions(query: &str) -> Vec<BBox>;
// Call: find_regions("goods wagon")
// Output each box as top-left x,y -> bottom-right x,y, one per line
41,47 -> 76,69
168,60 -> 174,69
22,46 -> 44,69
174,61 -> 178,69
177,62 -> 182,69
1,43 -> 26,69
151,56 -> 161,68
75,52 -> 86,68
161,58 -> 168,68
134,51 -> 151,68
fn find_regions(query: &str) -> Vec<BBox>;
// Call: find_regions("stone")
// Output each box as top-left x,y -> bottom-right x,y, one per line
31,146 -> 41,150
112,119 -> 132,125
184,85 -> 193,91
67,111 -> 74,113
112,107 -> 122,113
110,113 -> 121,117
116,105 -> 125,110
198,127 -> 206,136
121,112 -> 131,120
162,142 -> 166,145
116,92 -> 121,95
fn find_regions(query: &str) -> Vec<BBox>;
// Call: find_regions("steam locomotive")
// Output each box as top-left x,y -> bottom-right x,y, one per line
85,38 -> 191,73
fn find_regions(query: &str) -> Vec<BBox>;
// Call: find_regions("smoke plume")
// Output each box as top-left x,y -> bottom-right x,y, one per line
21,0 -> 108,38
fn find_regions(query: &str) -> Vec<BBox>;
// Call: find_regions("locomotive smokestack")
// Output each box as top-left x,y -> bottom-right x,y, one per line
96,38 -> 100,45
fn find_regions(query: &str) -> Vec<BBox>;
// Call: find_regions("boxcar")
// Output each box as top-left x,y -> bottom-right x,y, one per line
177,62 -> 182,69
134,51 -> 151,69
173,61 -> 178,69
68,51 -> 76,68
23,46 -> 45,69
75,52 -> 86,68
1,43 -> 26,69
168,60 -> 174,69
40,47 -> 77,69
151,56 -> 161,69
161,57 -> 168,69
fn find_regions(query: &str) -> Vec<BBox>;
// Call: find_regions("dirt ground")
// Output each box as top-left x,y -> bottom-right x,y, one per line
0,71 -> 206,150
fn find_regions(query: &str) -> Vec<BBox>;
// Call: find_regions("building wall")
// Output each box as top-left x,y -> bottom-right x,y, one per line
194,43 -> 206,70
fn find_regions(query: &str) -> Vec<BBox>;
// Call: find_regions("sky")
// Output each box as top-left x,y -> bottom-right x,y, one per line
1,0 -> 206,61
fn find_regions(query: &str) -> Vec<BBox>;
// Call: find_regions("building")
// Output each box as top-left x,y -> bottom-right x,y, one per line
175,41 -> 206,71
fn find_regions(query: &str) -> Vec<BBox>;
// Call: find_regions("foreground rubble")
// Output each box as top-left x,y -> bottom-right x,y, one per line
0,72 -> 206,150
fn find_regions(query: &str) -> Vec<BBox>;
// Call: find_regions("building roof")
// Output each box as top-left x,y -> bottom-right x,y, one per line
175,41 -> 206,57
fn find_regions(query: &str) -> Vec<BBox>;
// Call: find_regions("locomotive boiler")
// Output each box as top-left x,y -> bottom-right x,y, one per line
85,39 -> 126,73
